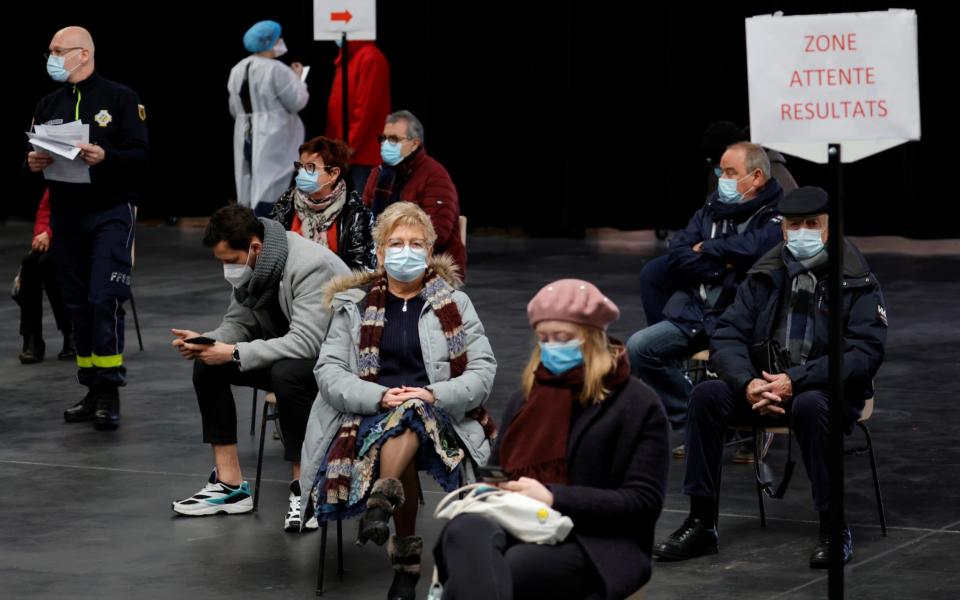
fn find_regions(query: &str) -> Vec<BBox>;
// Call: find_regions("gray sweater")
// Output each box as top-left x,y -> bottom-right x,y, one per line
205,231 -> 351,371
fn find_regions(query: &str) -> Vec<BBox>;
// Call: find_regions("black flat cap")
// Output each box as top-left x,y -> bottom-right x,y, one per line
779,186 -> 829,216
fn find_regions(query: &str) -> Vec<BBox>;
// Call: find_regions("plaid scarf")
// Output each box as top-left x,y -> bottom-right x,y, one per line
782,248 -> 829,366
323,267 -> 497,503
293,179 -> 347,246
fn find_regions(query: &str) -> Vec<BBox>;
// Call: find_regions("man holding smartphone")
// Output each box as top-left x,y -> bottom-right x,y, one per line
169,205 -> 349,530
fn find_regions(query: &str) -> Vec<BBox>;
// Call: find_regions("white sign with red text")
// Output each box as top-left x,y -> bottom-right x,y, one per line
313,0 -> 376,41
746,10 -> 919,163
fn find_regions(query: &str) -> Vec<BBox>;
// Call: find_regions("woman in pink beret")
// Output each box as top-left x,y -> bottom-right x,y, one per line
432,279 -> 670,600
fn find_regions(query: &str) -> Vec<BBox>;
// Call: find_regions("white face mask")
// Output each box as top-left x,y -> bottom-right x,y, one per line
223,248 -> 255,288
272,38 -> 288,58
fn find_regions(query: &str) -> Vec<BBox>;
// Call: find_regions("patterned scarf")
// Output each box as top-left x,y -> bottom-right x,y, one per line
323,267 -> 497,503
499,348 -> 630,485
233,218 -> 288,310
293,179 -> 347,247
782,248 -> 829,366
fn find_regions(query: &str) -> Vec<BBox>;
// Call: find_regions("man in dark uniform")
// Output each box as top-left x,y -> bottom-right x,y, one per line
653,187 -> 888,568
27,26 -> 149,430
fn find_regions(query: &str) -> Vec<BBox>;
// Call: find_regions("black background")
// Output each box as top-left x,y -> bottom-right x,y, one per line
2,1 -> 949,237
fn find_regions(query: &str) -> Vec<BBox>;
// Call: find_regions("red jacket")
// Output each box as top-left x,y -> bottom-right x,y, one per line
326,41 -> 391,168
34,188 -> 52,238
363,148 -> 467,278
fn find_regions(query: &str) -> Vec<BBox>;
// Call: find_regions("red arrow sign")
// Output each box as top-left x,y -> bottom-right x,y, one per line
331,10 -> 353,23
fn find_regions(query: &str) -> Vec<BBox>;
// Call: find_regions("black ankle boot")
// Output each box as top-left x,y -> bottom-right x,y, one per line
93,388 -> 120,431
358,478 -> 404,546
387,535 -> 422,600
58,332 -> 76,360
18,334 -> 45,364
64,390 -> 97,422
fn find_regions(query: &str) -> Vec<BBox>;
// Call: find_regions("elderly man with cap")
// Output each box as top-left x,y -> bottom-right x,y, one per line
433,279 -> 669,600
653,187 -> 888,568
228,20 -> 309,216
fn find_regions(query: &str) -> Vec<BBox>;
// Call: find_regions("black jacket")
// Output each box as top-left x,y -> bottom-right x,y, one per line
269,189 -> 375,272
493,377 -> 669,599
710,241 -> 887,411
31,72 -> 149,210
663,178 -> 784,337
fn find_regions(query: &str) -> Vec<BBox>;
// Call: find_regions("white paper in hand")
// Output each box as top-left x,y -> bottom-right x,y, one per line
28,120 -> 91,183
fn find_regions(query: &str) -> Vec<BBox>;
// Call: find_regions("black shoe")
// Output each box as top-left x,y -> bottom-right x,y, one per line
18,334 -> 46,364
809,527 -> 853,568
58,332 -> 76,361
93,389 -> 120,431
653,517 -> 719,561
64,391 -> 97,422
357,478 -> 405,546
387,535 -> 422,600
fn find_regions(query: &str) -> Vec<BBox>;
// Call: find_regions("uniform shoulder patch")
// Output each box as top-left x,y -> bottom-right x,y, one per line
877,304 -> 888,326
94,109 -> 113,127
138,104 -> 146,121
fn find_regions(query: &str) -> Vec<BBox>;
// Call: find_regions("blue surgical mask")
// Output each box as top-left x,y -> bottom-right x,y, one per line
716,175 -> 747,204
785,228 -> 825,260
295,169 -> 321,194
46,53 -> 75,83
384,246 -> 428,282
539,339 -> 584,375
381,140 -> 403,166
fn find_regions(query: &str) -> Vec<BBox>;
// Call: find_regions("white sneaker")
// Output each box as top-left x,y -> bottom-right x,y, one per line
172,470 -> 253,516
284,480 -> 319,532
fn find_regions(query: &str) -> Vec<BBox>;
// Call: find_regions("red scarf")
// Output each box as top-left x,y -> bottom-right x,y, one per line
499,350 -> 630,485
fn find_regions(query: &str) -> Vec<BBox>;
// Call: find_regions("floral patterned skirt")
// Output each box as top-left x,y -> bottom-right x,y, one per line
310,399 -> 464,523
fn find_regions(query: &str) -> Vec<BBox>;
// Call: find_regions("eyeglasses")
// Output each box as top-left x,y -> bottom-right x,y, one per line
386,238 -> 428,251
294,161 -> 331,175
43,47 -> 84,61
377,134 -> 413,145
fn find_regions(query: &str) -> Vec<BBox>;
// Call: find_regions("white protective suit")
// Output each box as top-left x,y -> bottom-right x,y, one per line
228,55 -> 309,213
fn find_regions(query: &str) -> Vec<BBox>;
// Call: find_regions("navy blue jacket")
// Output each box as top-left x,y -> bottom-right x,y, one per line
31,72 -> 149,211
663,178 -> 784,337
709,241 -> 887,411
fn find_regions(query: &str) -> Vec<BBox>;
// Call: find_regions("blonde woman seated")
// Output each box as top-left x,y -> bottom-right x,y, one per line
433,280 -> 669,600
299,202 -> 497,600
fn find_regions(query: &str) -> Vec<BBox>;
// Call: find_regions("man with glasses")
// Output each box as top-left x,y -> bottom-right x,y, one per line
626,142 -> 784,438
653,187 -> 887,568
362,110 -> 467,279
27,26 -> 149,431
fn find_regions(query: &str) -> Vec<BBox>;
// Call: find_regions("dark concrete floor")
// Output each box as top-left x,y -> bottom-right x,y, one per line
1,221 -> 958,599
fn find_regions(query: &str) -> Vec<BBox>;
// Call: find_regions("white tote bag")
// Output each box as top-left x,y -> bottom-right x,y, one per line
433,483 -> 574,545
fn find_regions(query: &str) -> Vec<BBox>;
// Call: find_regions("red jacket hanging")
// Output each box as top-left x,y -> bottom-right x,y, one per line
34,188 -> 52,238
326,41 -> 391,168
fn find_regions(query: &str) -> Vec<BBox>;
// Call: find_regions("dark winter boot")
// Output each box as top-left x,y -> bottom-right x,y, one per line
93,388 -> 120,431
357,477 -> 404,546
18,334 -> 45,364
387,534 -> 422,600
64,389 -> 97,422
58,332 -> 76,360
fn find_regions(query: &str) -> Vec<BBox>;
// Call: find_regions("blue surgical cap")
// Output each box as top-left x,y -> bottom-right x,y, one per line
243,20 -> 282,53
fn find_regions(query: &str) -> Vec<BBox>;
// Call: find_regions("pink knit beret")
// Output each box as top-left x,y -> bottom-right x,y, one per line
527,279 -> 620,331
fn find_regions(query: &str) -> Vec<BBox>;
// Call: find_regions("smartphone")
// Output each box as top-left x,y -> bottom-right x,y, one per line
184,336 -> 217,345
476,465 -> 509,483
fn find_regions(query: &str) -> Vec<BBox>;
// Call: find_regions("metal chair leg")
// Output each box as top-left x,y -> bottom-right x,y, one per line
250,388 -> 258,436
754,428 -> 767,528
253,399 -> 270,512
129,292 -> 144,352
859,422 -> 887,535
336,518 -> 344,575
317,521 -> 329,595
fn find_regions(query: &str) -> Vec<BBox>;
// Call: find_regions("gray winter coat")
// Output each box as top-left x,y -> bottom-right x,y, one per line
299,256 -> 497,517
204,231 -> 351,371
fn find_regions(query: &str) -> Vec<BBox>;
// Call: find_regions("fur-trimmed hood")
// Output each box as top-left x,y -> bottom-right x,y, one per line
322,253 -> 463,308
